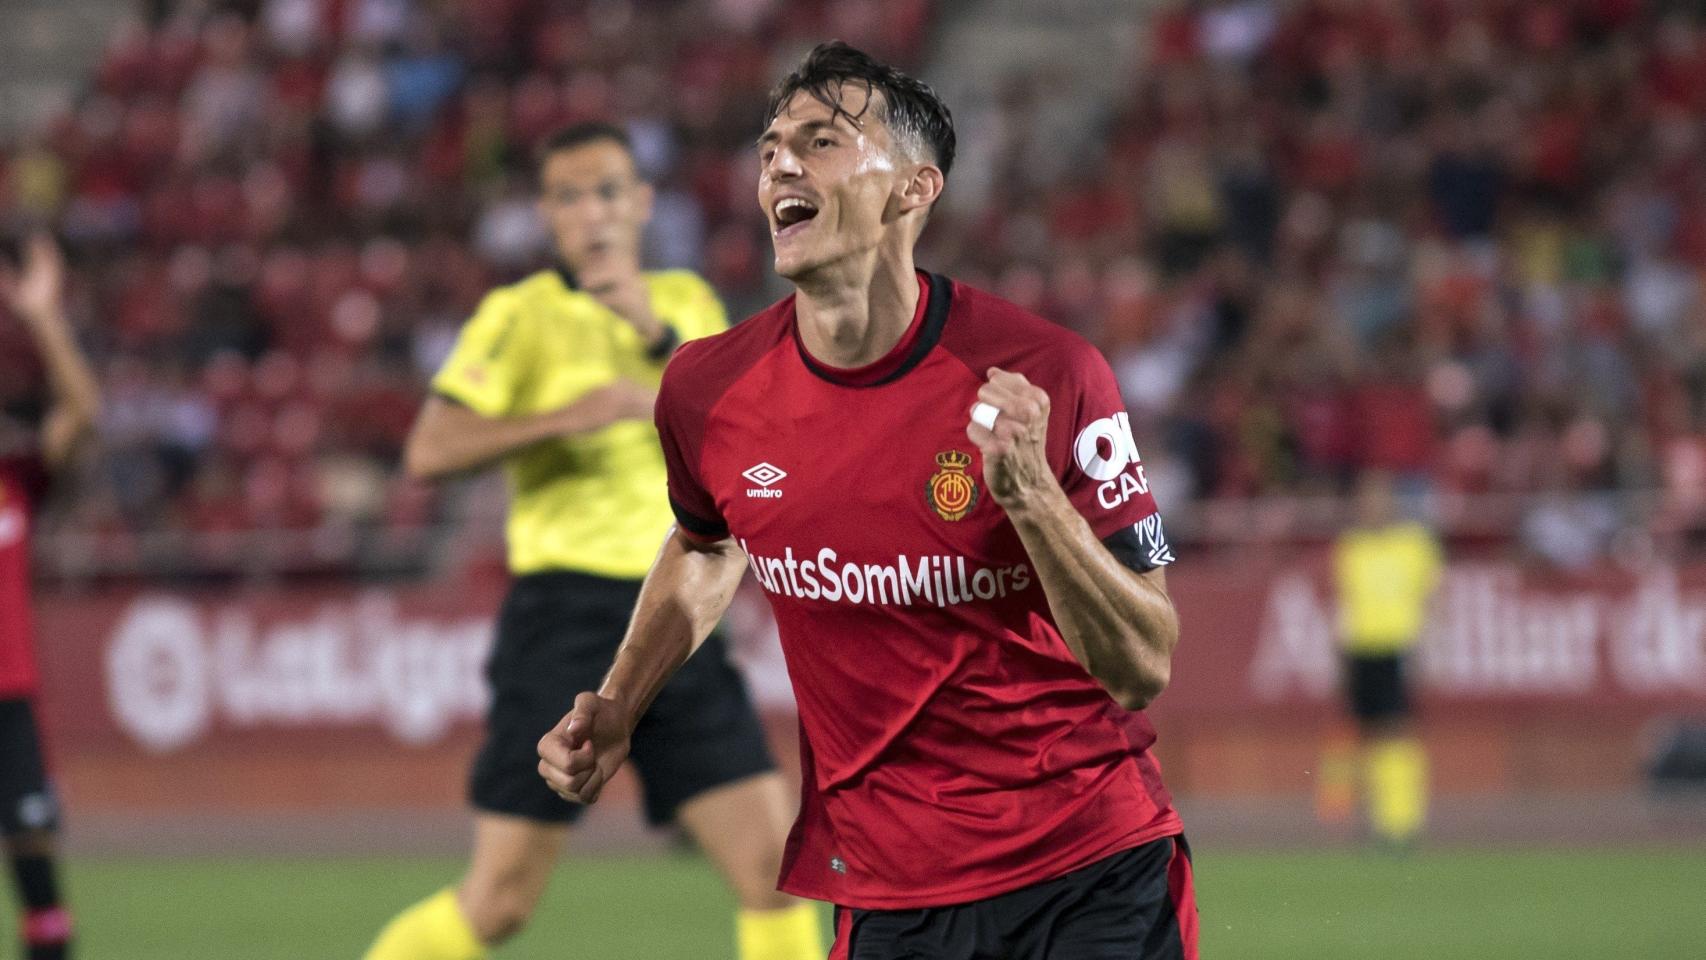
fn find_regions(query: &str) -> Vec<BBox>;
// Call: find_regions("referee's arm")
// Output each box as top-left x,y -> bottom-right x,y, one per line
402,385 -> 654,480
537,527 -> 746,804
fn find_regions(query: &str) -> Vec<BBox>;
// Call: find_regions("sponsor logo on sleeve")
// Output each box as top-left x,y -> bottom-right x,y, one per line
1073,412 -> 1151,509
743,462 -> 787,499
1134,514 -> 1174,566
926,450 -> 980,521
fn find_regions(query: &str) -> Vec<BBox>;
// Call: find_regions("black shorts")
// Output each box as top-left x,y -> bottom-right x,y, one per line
0,699 -> 61,835
1345,652 -> 1411,723
469,570 -> 776,825
832,836 -> 1199,960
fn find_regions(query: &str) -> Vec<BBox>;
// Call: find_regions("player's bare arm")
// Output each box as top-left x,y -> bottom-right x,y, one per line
536,528 -> 747,803
967,367 -> 1180,710
1,235 -> 102,470
402,383 -> 656,480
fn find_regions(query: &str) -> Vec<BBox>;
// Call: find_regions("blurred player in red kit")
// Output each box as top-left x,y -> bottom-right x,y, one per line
0,235 -> 102,960
539,43 -> 1198,959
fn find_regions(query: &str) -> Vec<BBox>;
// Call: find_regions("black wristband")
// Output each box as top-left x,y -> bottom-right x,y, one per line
646,323 -> 681,361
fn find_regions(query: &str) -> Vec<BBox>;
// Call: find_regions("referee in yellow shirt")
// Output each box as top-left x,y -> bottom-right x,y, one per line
1321,470 -> 1442,849
364,124 -> 821,960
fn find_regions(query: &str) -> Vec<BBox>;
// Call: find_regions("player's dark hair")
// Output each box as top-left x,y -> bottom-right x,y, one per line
536,122 -> 634,170
766,41 -> 956,177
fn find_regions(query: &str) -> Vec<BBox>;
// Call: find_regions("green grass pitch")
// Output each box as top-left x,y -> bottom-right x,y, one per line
50,847 -> 1706,958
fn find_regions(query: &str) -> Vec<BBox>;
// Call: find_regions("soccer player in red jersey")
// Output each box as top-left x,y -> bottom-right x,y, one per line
539,43 -> 1197,958
0,234 -> 101,960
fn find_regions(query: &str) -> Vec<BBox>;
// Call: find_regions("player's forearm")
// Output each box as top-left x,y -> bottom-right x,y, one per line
403,402 -> 565,478
405,389 -> 648,480
598,529 -> 746,725
1008,491 -> 1179,710
25,313 -> 102,467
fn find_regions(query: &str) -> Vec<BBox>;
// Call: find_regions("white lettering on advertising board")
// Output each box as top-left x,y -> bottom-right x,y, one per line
1250,566 -> 1706,701
105,593 -> 491,753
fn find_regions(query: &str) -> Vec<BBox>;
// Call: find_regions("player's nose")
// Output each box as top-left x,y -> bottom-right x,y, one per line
764,144 -> 804,181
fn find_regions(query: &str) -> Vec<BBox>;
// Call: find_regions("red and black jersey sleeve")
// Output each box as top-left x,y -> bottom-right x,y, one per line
1052,341 -> 1175,572
654,344 -> 730,542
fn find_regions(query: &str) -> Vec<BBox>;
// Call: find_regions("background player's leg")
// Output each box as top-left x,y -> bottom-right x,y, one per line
677,772 -> 823,960
6,830 -> 72,960
1314,721 -> 1359,825
363,813 -> 567,959
0,700 -> 71,960
456,813 -> 570,943
1366,723 -> 1427,848
1358,655 -> 1426,849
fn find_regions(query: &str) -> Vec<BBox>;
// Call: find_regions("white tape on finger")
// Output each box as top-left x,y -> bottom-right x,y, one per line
971,401 -> 1001,432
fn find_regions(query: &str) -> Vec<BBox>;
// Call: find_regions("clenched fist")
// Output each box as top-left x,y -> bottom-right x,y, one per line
537,692 -> 634,805
965,367 -> 1060,513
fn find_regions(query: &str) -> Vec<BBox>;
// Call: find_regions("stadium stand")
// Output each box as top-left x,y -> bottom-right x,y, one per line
4,0 -> 1706,579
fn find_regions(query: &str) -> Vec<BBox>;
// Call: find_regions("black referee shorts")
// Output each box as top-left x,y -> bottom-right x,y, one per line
1344,651 -> 1412,724
0,698 -> 61,836
832,836 -> 1199,960
469,570 -> 776,825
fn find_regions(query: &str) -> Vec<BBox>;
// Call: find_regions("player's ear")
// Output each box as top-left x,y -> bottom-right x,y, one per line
898,163 -> 944,216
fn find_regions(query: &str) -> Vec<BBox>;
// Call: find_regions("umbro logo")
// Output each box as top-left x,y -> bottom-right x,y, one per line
744,462 -> 786,499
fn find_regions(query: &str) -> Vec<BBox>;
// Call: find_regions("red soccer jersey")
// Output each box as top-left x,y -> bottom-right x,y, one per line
657,271 -> 1181,909
0,460 -> 43,698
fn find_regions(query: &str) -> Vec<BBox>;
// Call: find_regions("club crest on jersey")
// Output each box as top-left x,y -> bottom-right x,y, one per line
927,450 -> 979,521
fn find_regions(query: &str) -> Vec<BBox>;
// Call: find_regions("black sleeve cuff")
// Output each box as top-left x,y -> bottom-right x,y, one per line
1102,514 -> 1176,572
646,324 -> 681,361
670,495 -> 728,540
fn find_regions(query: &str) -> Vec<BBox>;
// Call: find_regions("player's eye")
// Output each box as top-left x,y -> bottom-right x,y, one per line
812,137 -> 835,149
760,148 -> 776,165
598,183 -> 620,201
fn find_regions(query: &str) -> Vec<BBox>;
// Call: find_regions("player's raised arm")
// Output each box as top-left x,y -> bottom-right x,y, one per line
537,526 -> 747,804
402,384 -> 655,480
967,366 -> 1180,710
1,235 -> 102,470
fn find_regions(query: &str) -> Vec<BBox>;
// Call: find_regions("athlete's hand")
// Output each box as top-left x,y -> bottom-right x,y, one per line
538,692 -> 634,805
555,379 -> 656,434
0,233 -> 67,331
581,261 -> 667,346
966,367 -> 1062,514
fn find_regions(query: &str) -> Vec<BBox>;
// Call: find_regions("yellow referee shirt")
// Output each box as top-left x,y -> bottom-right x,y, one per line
1332,521 -> 1443,655
431,267 -> 727,578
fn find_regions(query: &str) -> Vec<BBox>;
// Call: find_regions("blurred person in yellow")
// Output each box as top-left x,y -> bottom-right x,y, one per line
362,123 -> 821,960
1318,470 -> 1442,849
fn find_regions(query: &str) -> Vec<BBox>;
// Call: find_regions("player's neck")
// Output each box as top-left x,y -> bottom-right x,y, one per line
792,253 -> 920,369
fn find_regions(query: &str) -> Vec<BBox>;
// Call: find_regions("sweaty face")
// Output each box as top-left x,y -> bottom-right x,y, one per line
757,86 -> 910,280
537,141 -> 653,277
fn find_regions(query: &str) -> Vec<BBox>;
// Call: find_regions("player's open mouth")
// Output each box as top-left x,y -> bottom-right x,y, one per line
773,197 -> 819,238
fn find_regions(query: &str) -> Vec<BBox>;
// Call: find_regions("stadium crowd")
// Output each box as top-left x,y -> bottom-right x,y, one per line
4,0 -> 1706,573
